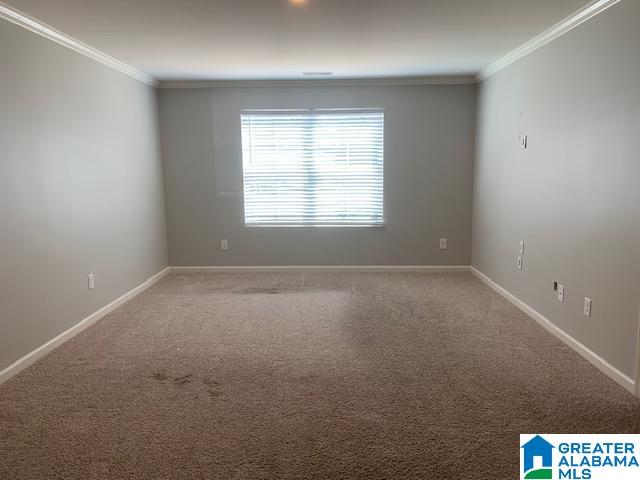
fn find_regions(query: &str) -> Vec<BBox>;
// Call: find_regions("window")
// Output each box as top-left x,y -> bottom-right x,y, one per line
241,109 -> 384,227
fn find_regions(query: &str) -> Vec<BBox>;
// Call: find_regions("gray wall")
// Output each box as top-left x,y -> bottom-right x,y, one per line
159,84 -> 476,266
472,0 -> 640,378
0,20 -> 168,370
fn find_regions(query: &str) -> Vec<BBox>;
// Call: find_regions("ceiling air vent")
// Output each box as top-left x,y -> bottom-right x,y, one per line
302,72 -> 333,76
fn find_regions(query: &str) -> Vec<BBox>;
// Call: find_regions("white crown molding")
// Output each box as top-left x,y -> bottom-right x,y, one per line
170,265 -> 471,273
1,0 -> 621,88
478,0 -> 621,81
470,267 -> 636,396
0,2 -> 156,86
158,76 -> 477,89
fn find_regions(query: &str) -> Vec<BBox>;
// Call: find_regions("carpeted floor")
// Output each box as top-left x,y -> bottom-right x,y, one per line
1,272 -> 638,479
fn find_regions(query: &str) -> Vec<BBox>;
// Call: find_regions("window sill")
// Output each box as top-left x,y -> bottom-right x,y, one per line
244,224 -> 385,228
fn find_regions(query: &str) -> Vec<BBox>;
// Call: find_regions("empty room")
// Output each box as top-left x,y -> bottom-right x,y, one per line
1,0 -> 639,478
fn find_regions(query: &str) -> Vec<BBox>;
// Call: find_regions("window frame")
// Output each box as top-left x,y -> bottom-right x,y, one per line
240,108 -> 385,228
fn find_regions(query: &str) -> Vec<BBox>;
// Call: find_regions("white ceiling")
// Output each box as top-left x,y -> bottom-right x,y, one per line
6,0 -> 591,81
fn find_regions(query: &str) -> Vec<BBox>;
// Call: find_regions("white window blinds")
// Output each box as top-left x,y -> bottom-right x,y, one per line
241,110 -> 384,227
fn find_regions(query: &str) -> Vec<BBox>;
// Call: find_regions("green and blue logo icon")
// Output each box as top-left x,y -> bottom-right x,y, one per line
520,434 -> 640,479
521,435 -> 555,479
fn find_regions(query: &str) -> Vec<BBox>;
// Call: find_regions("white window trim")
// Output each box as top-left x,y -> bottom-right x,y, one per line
240,108 -> 385,228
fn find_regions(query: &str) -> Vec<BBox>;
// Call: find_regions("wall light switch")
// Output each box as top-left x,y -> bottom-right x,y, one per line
557,284 -> 564,303
519,241 -> 525,255
517,256 -> 523,270
584,297 -> 592,317
439,238 -> 447,250
220,239 -> 229,251
88,273 -> 95,291
520,135 -> 528,149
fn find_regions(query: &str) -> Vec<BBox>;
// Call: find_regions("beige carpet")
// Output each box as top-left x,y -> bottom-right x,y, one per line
1,272 -> 638,479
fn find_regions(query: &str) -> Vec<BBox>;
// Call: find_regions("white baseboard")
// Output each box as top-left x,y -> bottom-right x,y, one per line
170,265 -> 471,273
0,267 -> 170,385
7,264 -> 633,397
470,267 -> 636,396
636,309 -> 640,397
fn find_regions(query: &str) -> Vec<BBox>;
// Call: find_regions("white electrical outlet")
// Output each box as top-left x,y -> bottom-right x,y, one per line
88,273 -> 95,291
557,284 -> 564,303
517,256 -> 523,270
220,239 -> 229,251
584,297 -> 592,317
520,135 -> 528,149
439,238 -> 447,250
519,241 -> 525,255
